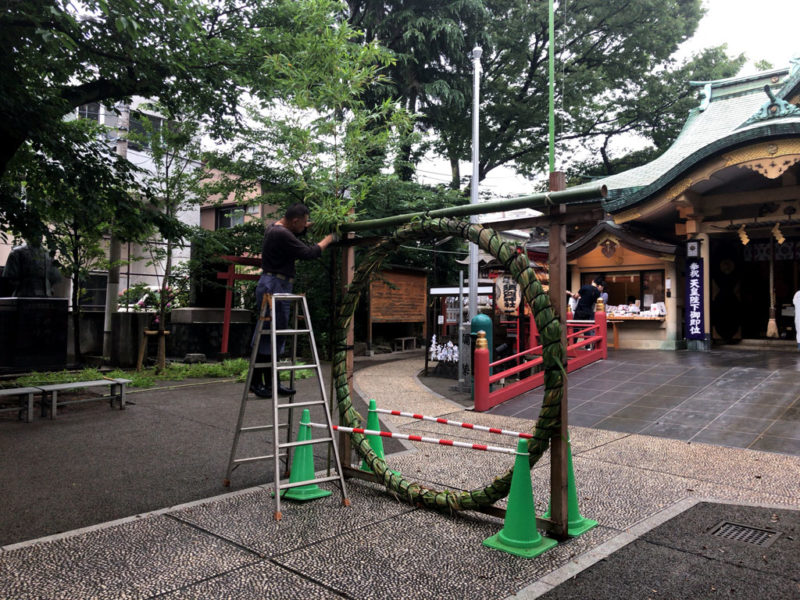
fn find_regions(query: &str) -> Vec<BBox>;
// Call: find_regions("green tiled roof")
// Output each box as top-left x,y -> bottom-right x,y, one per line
574,62 -> 800,214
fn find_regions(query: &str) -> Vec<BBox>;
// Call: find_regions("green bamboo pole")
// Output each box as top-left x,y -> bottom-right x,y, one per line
548,0 -> 555,173
339,184 -> 606,233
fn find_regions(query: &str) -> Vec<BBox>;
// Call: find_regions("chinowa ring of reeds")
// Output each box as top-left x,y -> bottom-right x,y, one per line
331,217 -> 567,513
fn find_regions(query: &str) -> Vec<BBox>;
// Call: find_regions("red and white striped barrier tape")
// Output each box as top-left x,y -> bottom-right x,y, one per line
373,407 -> 533,439
306,422 -> 521,456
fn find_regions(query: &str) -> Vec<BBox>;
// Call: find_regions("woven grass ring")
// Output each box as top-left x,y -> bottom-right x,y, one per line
331,217 -> 565,511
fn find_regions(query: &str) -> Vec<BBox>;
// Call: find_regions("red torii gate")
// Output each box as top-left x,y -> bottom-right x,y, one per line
216,255 -> 260,355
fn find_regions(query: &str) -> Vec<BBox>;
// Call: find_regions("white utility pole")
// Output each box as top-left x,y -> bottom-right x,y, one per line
102,103 -> 128,359
468,46 -> 482,321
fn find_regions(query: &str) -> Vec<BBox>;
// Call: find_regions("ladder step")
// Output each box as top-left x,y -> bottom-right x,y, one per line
260,328 -> 311,335
277,400 -> 326,410
280,437 -> 333,449
232,453 -> 286,465
239,423 -> 288,433
278,475 -> 343,490
276,364 -> 319,372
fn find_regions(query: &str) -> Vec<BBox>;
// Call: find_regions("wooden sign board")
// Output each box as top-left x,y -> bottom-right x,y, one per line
370,270 -> 427,324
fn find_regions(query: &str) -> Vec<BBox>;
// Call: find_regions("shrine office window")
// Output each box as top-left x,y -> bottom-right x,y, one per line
582,270 -> 665,308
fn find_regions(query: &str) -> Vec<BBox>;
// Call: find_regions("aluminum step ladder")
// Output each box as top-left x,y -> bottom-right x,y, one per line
223,292 -> 349,520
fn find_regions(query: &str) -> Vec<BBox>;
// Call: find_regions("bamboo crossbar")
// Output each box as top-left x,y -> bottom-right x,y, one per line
339,184 -> 606,233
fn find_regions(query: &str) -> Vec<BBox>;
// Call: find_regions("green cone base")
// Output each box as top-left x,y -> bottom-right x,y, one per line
281,486 -> 332,502
542,507 -> 598,537
483,529 -> 557,559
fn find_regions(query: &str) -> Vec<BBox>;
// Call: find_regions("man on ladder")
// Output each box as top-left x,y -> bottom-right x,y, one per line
251,203 -> 337,397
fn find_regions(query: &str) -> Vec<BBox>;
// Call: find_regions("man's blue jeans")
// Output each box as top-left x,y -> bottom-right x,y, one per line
253,274 -> 292,357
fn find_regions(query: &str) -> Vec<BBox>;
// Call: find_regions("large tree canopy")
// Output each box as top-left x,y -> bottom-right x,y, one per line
346,0 -> 745,187
0,0 -> 378,240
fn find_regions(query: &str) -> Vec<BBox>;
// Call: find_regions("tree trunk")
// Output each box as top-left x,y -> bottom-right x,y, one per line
449,155 -> 460,190
156,239 -> 173,373
71,272 -> 82,365
395,89 -> 418,181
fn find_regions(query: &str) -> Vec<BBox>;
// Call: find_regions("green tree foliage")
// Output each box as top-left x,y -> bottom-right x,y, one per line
24,118 -> 152,361
346,0 -> 745,187
0,0 -> 374,240
346,0 -> 488,181
129,103 -> 207,371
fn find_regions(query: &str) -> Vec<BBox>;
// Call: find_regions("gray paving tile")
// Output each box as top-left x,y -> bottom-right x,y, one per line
591,390 -> 642,405
668,375 -> 717,386
0,516 -> 257,600
691,387 -> 750,401
707,414 -> 774,433
628,373 -> 678,384
659,409 -> 720,426
677,397 -> 733,413
608,381 -> 662,395
655,385 -> 699,399
538,538 -> 800,600
753,382 -> 800,396
690,428 -> 760,448
642,502 -> 800,580
722,403 -> 789,420
748,436 -> 800,456
763,421 -> 800,440
571,379 -> 621,392
780,407 -> 800,421
639,421 -> 705,440
575,402 -> 629,418
592,416 -> 651,434
631,395 -> 688,409
567,412 -> 604,428
738,391 -> 800,406
611,404 -> 671,421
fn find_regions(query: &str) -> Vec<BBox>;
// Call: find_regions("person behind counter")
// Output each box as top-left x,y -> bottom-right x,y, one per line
570,277 -> 605,320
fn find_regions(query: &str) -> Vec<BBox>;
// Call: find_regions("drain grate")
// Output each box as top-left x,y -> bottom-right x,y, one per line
708,521 -> 781,547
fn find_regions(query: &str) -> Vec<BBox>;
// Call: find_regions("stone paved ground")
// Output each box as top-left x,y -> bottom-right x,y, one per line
1,352 -> 798,599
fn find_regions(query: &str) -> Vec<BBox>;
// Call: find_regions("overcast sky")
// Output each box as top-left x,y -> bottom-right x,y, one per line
418,0 -> 799,197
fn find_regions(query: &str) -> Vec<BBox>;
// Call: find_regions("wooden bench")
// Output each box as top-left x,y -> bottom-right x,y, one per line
37,379 -> 132,419
392,337 -> 417,352
0,387 -> 39,423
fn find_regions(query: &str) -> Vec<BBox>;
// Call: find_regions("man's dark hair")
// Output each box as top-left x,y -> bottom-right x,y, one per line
285,203 -> 310,220
593,276 -> 605,287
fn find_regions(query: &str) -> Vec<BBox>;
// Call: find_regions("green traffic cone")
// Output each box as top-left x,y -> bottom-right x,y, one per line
282,409 -> 332,502
360,399 -> 386,472
483,439 -> 557,558
542,435 -> 597,537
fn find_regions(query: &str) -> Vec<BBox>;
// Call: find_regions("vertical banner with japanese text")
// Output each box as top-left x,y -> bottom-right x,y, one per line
685,257 -> 705,340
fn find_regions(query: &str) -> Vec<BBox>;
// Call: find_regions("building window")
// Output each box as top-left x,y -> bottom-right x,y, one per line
216,206 -> 245,229
128,111 -> 163,151
79,273 -> 108,310
77,102 -> 101,122
582,270 -> 665,308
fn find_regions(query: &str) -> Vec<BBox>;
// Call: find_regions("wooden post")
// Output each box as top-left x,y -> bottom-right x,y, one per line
221,263 -> 235,356
547,171 -> 569,540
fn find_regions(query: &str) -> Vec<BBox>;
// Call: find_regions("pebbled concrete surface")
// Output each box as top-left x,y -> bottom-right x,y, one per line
1,351 -> 799,599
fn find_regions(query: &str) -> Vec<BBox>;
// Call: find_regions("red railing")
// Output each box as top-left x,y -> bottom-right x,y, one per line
473,311 -> 607,411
